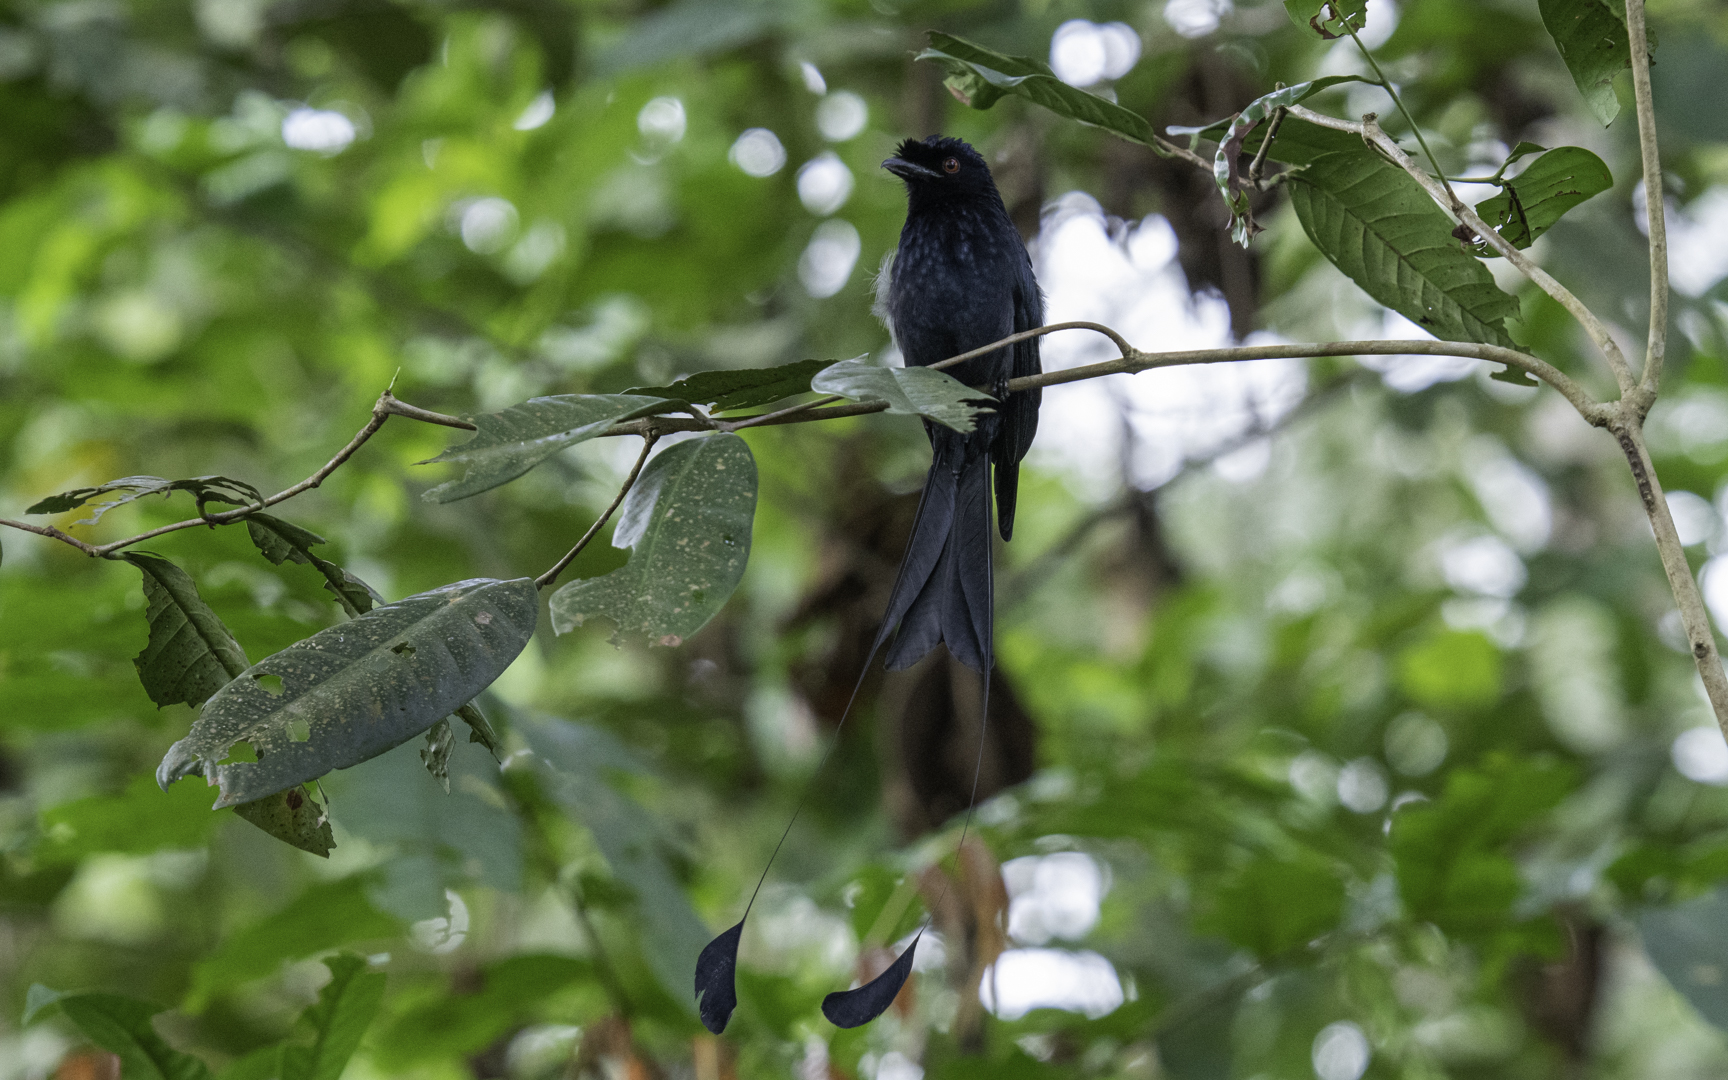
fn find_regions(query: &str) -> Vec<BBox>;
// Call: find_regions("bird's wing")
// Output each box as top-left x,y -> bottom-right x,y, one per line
993,257 -> 1044,540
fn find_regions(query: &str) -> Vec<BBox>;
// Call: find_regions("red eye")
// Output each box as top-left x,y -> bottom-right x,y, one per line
943,157 -> 960,174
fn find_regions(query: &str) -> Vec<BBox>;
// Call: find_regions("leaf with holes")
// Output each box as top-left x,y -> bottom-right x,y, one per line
1538,0 -> 1631,126
550,435 -> 755,646
1474,146 -> 1613,253
232,785 -> 334,857
246,513 -> 383,617
29,474 -> 262,524
422,394 -> 671,503
1274,120 -> 1521,347
810,359 -> 994,434
23,988 -> 215,1080
156,577 -> 538,807
624,358 -> 837,411
916,32 -> 1162,149
122,552 -> 251,709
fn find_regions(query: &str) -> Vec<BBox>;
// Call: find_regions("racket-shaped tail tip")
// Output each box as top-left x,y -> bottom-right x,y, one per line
695,920 -> 745,1034
821,936 -> 920,1029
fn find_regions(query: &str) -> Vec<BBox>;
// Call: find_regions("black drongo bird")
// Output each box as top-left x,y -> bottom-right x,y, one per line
694,135 -> 1043,1035
873,134 -> 1043,675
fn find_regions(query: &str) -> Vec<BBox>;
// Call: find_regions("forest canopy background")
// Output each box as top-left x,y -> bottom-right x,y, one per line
5,0 -> 1728,1078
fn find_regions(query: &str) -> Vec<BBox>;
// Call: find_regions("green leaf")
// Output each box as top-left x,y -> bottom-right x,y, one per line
1282,0 -> 1368,38
421,394 -> 670,503
1397,627 -> 1503,708
524,716 -> 710,1013
122,552 -> 251,709
217,1048 -> 283,1080
157,577 -> 539,807
1391,755 -> 1575,934
809,358 -> 994,434
550,435 -> 756,646
624,358 -> 837,411
1639,888 -> 1728,1029
37,774 -> 219,864
916,32 -> 1161,148
1205,77 -> 1374,244
28,990 -> 214,1080
1197,853 -> 1346,956
279,954 -> 385,1080
246,513 -> 383,617
28,475 -> 262,524
188,877 -> 400,1010
231,784 -> 335,858
1474,146 -> 1613,252
373,954 -> 594,1066
1275,120 -> 1521,348
1538,0 -> 1631,126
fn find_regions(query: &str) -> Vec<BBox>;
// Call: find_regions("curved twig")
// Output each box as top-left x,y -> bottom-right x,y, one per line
535,434 -> 659,591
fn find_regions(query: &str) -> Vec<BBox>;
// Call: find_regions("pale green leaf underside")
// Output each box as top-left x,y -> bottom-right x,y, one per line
810,358 -> 995,434
1538,0 -> 1631,126
550,434 -> 756,645
423,394 -> 671,503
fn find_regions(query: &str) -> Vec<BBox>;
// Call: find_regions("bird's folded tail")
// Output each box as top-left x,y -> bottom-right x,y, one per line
880,436 -> 992,672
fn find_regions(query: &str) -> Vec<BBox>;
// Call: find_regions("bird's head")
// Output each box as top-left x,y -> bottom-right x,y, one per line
882,136 -> 999,203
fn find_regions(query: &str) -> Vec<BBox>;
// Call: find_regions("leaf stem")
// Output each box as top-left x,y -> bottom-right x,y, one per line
1627,0 -> 1667,403
534,434 -> 659,591
1344,22 -> 1457,205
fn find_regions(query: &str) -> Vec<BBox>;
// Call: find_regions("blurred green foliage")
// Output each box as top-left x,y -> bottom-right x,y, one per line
6,0 -> 1728,1077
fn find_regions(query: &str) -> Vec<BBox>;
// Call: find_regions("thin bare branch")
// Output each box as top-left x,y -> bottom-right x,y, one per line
1155,135 -> 1214,172
722,395 -> 845,432
1627,0 -> 1667,403
930,321 -> 1133,372
378,395 -> 476,430
0,518 -> 102,555
535,434 -> 660,591
1286,105 -> 1637,396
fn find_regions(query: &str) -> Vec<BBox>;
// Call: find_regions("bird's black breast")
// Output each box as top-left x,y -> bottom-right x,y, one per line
887,203 -> 1021,386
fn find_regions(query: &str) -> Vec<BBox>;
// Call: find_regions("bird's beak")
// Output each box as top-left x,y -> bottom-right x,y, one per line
883,157 -> 940,181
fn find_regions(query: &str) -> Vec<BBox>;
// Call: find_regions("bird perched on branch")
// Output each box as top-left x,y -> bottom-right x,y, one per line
694,135 -> 1043,1035
873,134 -> 1043,674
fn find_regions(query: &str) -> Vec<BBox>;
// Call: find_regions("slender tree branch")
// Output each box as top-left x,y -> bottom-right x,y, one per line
535,434 -> 659,590
0,518 -> 102,555
1287,105 -> 1637,396
1609,421 -> 1728,730
1155,134 -> 1214,172
1627,0 -> 1667,404
1345,23 -> 1456,205
1248,107 -> 1286,185
930,321 -> 1133,371
722,394 -> 845,432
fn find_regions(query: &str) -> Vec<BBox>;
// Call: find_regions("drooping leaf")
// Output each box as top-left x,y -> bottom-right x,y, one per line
157,577 -> 538,807
421,394 -> 671,503
1273,120 -> 1521,348
809,359 -> 994,434
1538,0 -> 1631,126
246,513 -> 382,617
524,715 -> 711,1014
624,358 -> 837,411
1204,77 -> 1374,244
916,32 -> 1162,149
821,936 -> 920,1029
1474,146 -> 1613,252
231,784 -> 335,857
188,877 -> 400,1009
279,954 -> 386,1080
29,474 -> 262,524
121,552 -> 250,709
694,921 -> 744,1034
1639,888 -> 1728,1030
420,716 -> 455,792
23,988 -> 214,1080
550,435 -> 756,646
1282,0 -> 1368,38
